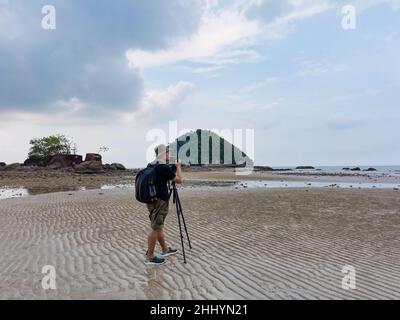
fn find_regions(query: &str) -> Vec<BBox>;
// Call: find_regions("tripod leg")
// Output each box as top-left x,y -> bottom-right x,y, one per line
175,192 -> 192,249
175,190 -> 187,264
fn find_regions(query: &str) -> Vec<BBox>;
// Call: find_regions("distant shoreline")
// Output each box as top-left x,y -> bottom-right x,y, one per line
1,167 -> 399,200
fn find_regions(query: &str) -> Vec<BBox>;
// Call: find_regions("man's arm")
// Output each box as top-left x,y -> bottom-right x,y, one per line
172,160 -> 183,184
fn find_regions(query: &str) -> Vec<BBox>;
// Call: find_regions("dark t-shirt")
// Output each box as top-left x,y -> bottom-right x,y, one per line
154,164 -> 176,201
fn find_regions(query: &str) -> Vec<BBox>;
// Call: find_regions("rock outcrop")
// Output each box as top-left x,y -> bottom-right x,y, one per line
74,161 -> 104,174
48,155 -> 83,169
3,153 -> 127,174
85,153 -> 102,163
103,164 -> 114,171
254,166 -> 274,171
4,163 -> 23,170
296,166 -> 315,170
111,163 -> 126,171
103,163 -> 126,171
24,156 -> 46,167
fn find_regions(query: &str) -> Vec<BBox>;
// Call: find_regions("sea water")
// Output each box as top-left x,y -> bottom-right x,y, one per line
272,166 -> 400,175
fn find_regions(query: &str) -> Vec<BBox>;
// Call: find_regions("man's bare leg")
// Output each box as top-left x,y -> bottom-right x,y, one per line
146,230 -> 159,261
157,228 -> 169,253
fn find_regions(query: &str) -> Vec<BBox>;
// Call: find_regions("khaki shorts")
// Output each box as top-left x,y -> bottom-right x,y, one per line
147,198 -> 169,230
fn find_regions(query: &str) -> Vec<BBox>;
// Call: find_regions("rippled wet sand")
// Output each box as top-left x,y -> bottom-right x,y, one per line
1,188 -> 400,299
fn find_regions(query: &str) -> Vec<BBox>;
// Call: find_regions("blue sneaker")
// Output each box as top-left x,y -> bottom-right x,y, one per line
160,247 -> 178,257
144,256 -> 165,265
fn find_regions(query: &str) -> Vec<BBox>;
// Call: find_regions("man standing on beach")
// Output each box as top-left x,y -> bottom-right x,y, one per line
145,144 -> 183,265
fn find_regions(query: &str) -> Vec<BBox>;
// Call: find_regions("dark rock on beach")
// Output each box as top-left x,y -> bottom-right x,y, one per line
253,166 -> 295,172
48,154 -> 83,169
111,163 -> 126,171
103,164 -> 114,171
253,166 -> 274,172
85,153 -> 102,163
24,156 -> 46,167
103,163 -> 126,171
0,162 -> 5,167
296,166 -> 315,170
4,163 -> 23,170
351,167 -> 361,171
365,168 -> 377,172
74,161 -> 105,174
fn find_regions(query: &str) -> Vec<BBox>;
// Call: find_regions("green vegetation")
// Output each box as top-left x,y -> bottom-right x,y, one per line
169,129 -> 253,166
28,134 -> 75,164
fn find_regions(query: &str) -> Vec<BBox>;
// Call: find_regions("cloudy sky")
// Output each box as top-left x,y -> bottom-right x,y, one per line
1,0 -> 399,167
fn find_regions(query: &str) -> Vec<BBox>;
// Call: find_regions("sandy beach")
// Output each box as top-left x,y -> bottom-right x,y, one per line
1,186 -> 400,300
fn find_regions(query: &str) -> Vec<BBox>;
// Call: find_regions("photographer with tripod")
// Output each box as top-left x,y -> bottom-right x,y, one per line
136,144 -> 183,265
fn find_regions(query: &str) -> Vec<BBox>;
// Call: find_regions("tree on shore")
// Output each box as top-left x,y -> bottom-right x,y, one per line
28,134 -> 75,165
98,146 -> 110,154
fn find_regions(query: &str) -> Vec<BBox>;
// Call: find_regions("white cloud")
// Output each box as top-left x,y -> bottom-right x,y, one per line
127,0 -> 329,69
192,66 -> 224,74
125,0 -> 337,71
0,98 -> 114,127
251,1 -> 333,39
126,0 -> 400,71
127,6 -> 261,69
127,82 -> 196,122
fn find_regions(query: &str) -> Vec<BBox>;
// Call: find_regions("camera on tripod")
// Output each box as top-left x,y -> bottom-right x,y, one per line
169,163 -> 177,175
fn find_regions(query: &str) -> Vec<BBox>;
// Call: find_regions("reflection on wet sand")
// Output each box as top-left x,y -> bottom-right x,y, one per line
1,177 -> 400,201
0,186 -> 88,200
143,267 -> 167,300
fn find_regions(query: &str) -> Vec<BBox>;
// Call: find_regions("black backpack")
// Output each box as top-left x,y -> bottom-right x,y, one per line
135,162 -> 159,203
